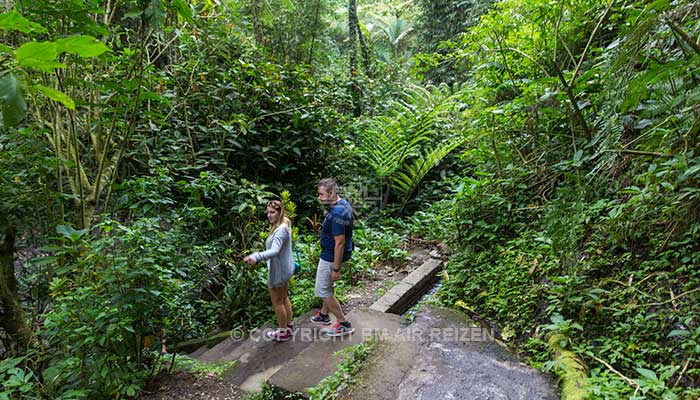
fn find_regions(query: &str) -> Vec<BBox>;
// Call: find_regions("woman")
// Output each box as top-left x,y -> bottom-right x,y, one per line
243,200 -> 295,341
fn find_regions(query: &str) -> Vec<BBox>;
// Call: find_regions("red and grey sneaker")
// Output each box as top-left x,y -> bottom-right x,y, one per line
310,311 -> 331,325
324,321 -> 354,337
265,329 -> 291,342
287,324 -> 296,334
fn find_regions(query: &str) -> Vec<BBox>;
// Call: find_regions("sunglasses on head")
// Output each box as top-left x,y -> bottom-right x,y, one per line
267,200 -> 282,210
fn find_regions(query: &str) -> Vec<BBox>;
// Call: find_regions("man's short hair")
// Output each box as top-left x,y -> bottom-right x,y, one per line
317,178 -> 338,194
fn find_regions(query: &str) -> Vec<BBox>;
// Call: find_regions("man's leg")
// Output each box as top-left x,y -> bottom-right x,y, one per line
312,259 -> 333,324
323,296 -> 346,323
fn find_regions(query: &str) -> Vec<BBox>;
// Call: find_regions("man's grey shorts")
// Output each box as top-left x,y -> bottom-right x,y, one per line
315,259 -> 335,298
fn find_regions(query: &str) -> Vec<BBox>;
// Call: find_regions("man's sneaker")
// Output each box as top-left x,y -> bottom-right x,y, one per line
324,321 -> 354,337
310,311 -> 331,325
265,329 -> 291,342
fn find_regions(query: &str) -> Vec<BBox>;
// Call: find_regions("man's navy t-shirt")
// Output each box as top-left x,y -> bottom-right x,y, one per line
320,198 -> 354,262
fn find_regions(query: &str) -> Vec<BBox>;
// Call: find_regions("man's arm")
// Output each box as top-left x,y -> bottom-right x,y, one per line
333,234 -> 345,271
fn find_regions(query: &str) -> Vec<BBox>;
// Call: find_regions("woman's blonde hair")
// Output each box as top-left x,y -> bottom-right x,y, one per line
266,200 -> 291,232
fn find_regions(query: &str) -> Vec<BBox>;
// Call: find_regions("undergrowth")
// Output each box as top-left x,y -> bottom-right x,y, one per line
412,164 -> 700,399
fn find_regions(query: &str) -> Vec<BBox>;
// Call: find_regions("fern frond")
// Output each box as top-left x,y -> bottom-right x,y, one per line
356,82 -> 464,209
392,136 -> 466,210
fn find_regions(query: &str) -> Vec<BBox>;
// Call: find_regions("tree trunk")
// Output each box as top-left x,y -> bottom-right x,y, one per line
348,0 -> 362,116
251,0 -> 266,47
357,20 -> 372,78
0,225 -> 31,355
307,0 -> 322,66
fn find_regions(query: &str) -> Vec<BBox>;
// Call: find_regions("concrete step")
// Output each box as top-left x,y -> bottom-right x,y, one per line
188,344 -> 211,359
267,308 -> 405,396
370,257 -> 443,314
195,331 -> 248,362
197,310 -> 320,393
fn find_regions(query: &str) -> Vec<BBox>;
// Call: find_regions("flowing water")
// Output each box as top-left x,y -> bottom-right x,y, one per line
402,277 -> 442,319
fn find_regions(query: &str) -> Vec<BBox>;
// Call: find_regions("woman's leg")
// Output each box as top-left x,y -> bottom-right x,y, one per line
281,283 -> 293,326
268,286 -> 288,329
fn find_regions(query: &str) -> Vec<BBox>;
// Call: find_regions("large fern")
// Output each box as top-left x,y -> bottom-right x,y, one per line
392,136 -> 466,211
357,83 -> 463,209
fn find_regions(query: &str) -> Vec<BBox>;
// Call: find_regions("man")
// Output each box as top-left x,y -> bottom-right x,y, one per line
310,178 -> 354,336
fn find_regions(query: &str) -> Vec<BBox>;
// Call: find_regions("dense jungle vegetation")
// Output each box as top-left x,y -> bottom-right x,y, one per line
1,0 -> 699,398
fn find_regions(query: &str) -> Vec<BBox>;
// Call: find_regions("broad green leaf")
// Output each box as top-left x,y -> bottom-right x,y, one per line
16,41 -> 65,71
170,0 -> 193,22
0,10 -> 46,34
55,35 -> 110,58
608,206 -> 622,218
636,367 -> 658,381
679,164 -> 700,181
56,224 -> 88,242
145,0 -> 166,28
34,85 -> 75,109
648,0 -> 671,12
667,329 -> 689,338
0,356 -> 27,374
0,74 -> 27,128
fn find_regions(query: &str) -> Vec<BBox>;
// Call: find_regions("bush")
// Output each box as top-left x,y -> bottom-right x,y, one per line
35,218 -> 220,398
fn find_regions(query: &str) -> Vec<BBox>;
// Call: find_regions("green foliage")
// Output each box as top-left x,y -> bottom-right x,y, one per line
143,23 -> 349,208
355,83 -> 465,210
414,0 -> 495,83
225,0 -> 333,66
365,14 -> 416,65
3,0 -> 700,398
0,10 -> 109,128
0,357 -> 36,400
218,256 -> 271,330
434,165 -> 699,396
0,127 -> 53,228
169,355 -> 237,378
542,314 -> 587,400
306,339 -> 376,400
34,217 -> 221,398
351,220 -> 409,277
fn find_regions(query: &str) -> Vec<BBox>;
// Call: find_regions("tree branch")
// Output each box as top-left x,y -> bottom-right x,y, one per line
587,353 -> 641,391
667,20 -> 700,55
603,149 -> 672,158
569,0 -> 616,88
551,59 -> 592,140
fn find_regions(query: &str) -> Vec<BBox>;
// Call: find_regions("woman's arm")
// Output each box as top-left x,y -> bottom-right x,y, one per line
252,227 -> 288,262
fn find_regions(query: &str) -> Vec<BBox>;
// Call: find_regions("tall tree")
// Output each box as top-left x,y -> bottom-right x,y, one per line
0,224 -> 30,355
250,0 -> 267,47
348,0 -> 362,116
0,1 -> 191,228
415,0 -> 494,82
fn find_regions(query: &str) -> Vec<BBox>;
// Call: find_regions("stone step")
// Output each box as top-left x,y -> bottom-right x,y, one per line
267,308 -> 405,396
369,257 -> 443,314
188,344 -> 211,359
196,331 -> 248,362
196,310 -> 321,393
